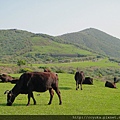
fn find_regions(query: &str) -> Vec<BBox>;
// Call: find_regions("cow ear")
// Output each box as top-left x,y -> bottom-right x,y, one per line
4,90 -> 9,94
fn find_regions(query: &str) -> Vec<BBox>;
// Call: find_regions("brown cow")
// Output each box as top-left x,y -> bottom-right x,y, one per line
0,74 -> 13,82
4,72 -> 62,106
0,74 -> 18,84
74,71 -> 85,90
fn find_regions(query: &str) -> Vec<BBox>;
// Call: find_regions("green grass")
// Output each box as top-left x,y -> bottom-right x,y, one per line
0,73 -> 120,115
30,36 -> 92,55
34,58 -> 119,68
1,58 -> 118,71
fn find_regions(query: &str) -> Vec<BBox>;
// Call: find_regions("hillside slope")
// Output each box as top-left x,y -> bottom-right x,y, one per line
0,29 -> 93,63
1,28 -> 120,63
58,28 -> 120,58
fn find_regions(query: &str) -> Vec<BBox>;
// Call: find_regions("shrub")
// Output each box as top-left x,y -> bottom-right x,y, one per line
56,69 -> 66,73
19,68 -> 33,73
39,66 -> 47,69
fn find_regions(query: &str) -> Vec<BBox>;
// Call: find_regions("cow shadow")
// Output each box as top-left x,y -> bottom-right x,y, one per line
59,86 -> 72,90
12,103 -> 27,106
0,103 -> 27,106
0,103 -> 6,106
0,103 -> 62,107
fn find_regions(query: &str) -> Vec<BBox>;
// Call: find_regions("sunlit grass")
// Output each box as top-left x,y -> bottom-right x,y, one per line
0,73 -> 120,115
33,58 -> 119,68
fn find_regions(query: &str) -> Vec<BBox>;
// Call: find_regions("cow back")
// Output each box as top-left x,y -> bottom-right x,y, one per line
11,72 -> 59,95
26,72 -> 58,92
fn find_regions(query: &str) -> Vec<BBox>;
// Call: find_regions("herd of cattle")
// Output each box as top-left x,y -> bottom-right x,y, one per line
0,69 -> 118,106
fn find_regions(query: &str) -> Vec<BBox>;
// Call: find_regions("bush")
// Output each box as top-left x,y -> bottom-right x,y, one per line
19,68 -> 33,73
39,66 -> 47,69
56,69 -> 66,73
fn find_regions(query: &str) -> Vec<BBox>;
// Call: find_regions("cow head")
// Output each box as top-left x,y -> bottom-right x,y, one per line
4,90 -> 15,106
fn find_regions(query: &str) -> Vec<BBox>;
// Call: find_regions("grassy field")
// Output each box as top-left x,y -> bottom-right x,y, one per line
0,73 -> 120,115
33,58 -> 119,68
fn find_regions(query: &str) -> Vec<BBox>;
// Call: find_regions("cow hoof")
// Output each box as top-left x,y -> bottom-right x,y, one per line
48,103 -> 51,105
34,101 -> 36,105
26,104 -> 30,106
59,102 -> 62,105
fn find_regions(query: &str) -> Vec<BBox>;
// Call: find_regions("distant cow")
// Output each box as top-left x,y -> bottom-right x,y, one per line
0,74 -> 13,82
105,81 -> 116,88
0,74 -> 18,84
83,77 -> 93,85
74,71 -> 85,90
44,69 -> 51,72
4,72 -> 62,106
113,77 -> 119,83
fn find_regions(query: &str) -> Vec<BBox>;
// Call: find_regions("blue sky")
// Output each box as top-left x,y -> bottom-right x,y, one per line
0,0 -> 120,38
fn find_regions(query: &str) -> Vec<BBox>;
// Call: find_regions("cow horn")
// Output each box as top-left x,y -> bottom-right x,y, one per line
4,90 -> 9,94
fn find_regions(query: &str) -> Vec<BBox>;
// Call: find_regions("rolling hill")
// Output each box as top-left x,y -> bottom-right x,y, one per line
58,28 -> 120,58
0,29 -> 94,63
0,28 -> 120,63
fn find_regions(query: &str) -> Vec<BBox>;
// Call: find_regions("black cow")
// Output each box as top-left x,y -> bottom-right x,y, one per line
83,77 -> 93,85
4,72 -> 62,106
74,71 -> 85,90
105,81 -> 116,88
0,74 -> 18,84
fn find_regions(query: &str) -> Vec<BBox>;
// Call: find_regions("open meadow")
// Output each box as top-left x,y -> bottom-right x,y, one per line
0,73 -> 120,115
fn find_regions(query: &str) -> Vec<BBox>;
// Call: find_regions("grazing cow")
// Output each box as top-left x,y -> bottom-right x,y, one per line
83,77 -> 93,85
74,71 -> 85,90
105,81 -> 116,88
4,72 -> 62,106
0,74 -> 18,84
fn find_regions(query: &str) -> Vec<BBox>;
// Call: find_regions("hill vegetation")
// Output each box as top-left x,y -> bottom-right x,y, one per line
0,28 -> 120,63
0,29 -> 97,63
58,28 -> 120,58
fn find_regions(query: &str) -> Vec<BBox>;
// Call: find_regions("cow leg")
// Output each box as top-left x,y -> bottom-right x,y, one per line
76,82 -> 79,90
80,79 -> 84,90
48,88 -> 54,105
27,93 -> 31,106
80,83 -> 83,90
27,91 -> 36,106
31,92 -> 36,105
54,88 -> 62,105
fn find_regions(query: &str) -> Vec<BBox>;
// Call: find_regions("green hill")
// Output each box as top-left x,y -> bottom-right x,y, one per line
58,28 -> 120,58
0,29 -> 94,63
1,28 -> 120,63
